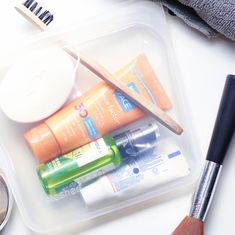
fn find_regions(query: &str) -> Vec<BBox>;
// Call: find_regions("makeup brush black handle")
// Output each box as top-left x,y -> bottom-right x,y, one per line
206,75 -> 235,165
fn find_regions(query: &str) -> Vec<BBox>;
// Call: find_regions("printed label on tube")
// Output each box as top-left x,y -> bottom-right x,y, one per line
115,82 -> 139,112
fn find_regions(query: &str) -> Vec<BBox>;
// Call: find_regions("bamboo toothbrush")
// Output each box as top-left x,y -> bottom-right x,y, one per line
15,0 -> 183,135
172,74 -> 235,235
15,0 -> 53,31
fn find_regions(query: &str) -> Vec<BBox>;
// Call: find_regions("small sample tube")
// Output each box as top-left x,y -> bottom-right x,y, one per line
80,139 -> 190,206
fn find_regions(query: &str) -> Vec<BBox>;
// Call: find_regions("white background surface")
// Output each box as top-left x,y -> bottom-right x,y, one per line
1,0 -> 235,234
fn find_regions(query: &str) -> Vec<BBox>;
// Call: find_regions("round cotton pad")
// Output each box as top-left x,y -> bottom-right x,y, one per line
0,47 -> 75,123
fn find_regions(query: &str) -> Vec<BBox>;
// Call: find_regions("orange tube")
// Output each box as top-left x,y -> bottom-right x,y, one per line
24,54 -> 172,163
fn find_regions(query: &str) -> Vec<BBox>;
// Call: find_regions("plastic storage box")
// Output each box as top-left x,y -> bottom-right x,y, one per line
0,1 -> 201,234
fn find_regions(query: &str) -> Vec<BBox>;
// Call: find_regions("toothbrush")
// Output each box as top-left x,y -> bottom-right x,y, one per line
15,0 -> 53,31
14,0 -> 183,135
172,74 -> 235,235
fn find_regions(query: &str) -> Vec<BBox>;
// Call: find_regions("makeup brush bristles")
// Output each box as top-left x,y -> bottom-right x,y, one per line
23,0 -> 53,25
171,216 -> 204,235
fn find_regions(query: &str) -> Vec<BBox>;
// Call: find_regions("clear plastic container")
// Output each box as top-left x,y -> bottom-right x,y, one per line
0,1 -> 201,234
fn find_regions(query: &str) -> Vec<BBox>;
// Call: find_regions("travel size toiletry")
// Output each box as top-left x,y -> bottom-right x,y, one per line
37,122 -> 160,195
37,136 -> 122,195
25,54 -> 171,163
80,139 -> 190,206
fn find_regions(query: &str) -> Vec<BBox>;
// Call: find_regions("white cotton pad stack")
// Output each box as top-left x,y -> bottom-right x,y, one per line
0,47 -> 76,123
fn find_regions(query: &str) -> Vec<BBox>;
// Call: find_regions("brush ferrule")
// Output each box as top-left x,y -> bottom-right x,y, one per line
190,160 -> 222,221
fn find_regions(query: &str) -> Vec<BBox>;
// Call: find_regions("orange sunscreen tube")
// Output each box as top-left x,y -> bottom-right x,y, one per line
25,54 -> 172,163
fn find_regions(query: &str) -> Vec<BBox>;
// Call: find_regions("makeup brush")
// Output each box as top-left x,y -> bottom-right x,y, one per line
14,0 -> 183,135
172,74 -> 235,235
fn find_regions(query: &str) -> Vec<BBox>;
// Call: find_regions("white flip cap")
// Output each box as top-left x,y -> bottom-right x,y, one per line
80,176 -> 115,206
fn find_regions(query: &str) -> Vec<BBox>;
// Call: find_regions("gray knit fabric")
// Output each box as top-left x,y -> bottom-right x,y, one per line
154,0 -> 235,41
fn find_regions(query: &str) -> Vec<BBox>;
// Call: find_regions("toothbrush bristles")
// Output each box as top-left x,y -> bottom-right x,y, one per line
29,2 -> 37,11
22,0 -> 54,26
44,15 -> 54,25
23,0 -> 34,8
34,6 -> 42,16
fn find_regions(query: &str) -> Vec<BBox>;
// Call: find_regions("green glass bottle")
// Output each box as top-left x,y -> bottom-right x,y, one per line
37,136 -> 122,195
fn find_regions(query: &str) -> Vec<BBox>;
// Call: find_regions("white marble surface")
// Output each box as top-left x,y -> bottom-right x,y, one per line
1,1 -> 235,234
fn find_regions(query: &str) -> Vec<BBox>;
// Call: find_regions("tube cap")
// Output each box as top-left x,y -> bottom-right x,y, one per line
24,123 -> 61,163
80,177 -> 114,206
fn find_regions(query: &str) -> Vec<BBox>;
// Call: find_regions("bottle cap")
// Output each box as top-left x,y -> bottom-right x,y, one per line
24,123 -> 61,163
80,177 -> 114,206
114,122 -> 160,157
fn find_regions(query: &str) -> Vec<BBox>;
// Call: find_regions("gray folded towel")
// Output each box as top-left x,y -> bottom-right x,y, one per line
153,0 -> 235,41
